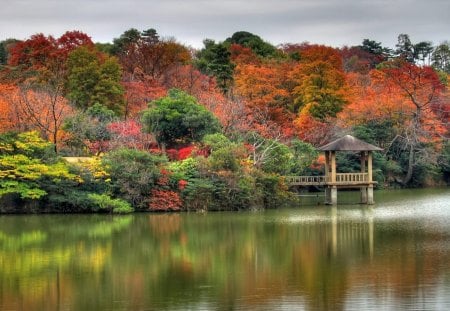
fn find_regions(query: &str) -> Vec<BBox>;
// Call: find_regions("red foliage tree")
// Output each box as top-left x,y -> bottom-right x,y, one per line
149,189 -> 182,211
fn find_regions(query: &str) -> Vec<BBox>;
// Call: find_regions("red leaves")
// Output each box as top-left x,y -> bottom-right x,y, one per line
178,146 -> 195,160
8,31 -> 93,70
165,145 -> 201,161
149,189 -> 182,211
178,180 -> 188,190
149,168 -> 185,211
382,61 -> 444,109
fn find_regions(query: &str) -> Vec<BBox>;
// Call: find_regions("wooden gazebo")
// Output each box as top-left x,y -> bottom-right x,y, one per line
287,135 -> 383,205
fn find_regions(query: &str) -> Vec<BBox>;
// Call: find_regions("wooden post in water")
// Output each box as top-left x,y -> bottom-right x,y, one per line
360,151 -> 368,204
330,151 -> 337,205
324,151 -> 331,204
367,151 -> 374,204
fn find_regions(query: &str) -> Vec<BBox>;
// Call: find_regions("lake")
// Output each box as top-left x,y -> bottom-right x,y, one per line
1,188 -> 449,310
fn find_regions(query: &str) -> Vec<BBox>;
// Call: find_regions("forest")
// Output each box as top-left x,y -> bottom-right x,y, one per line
0,29 -> 449,213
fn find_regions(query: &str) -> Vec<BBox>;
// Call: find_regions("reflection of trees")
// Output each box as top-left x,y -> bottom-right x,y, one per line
0,215 -> 132,311
1,210 -> 449,310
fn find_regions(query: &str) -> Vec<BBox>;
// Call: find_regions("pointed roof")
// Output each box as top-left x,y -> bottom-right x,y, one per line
318,135 -> 383,151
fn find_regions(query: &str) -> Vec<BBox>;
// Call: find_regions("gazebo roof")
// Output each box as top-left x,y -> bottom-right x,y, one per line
318,135 -> 383,151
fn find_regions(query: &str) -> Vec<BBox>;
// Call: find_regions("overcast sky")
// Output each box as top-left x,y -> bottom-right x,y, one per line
1,0 -> 449,49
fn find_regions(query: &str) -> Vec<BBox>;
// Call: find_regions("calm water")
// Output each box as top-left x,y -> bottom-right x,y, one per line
0,188 -> 449,311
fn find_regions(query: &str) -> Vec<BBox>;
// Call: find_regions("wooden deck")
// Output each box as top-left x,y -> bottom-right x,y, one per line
286,173 -> 373,187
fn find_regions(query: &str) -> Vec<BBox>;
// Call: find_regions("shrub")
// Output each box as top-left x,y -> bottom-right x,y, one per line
87,193 -> 133,214
102,148 -> 166,209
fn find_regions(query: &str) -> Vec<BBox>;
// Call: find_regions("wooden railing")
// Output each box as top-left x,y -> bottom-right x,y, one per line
285,176 -> 328,185
335,173 -> 368,183
286,173 -> 369,186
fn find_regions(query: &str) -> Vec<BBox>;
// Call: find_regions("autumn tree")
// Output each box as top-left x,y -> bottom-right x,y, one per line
340,39 -> 390,73
290,45 -> 349,120
0,131 -> 77,200
113,28 -> 191,81
122,74 -> 166,118
234,62 -> 290,123
380,60 -> 444,184
3,31 -> 93,152
0,84 -> 18,132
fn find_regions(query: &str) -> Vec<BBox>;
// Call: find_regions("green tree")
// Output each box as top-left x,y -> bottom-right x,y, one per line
0,39 -> 19,65
63,103 -> 117,155
195,40 -> 235,94
289,139 -> 319,175
202,133 -> 245,172
66,46 -> 124,114
102,148 -> 166,209
438,141 -> 450,184
414,41 -> 433,64
395,34 -> 415,63
141,89 -> 221,148
361,39 -> 389,56
245,132 -> 293,174
432,42 -> 450,73
225,31 -> 278,58
111,28 -> 141,55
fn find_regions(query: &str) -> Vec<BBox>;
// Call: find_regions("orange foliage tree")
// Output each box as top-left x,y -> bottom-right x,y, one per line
380,60 -> 445,184
290,45 -> 349,120
234,62 -> 290,124
0,84 -> 18,132
340,60 -> 446,184
2,31 -> 92,151
0,84 -> 73,149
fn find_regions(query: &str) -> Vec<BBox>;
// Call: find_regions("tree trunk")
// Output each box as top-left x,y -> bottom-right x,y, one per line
402,143 -> 415,186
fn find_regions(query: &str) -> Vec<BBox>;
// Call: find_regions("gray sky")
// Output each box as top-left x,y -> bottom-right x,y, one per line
1,0 -> 449,49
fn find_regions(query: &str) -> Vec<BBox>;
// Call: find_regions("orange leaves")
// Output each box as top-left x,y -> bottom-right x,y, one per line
0,83 -> 73,147
122,79 -> 166,118
289,45 -> 349,120
339,62 -> 447,146
0,84 -> 17,132
293,107 -> 334,145
339,71 -> 411,126
299,44 -> 344,68
230,44 -> 258,65
234,62 -> 290,124
381,60 -> 444,109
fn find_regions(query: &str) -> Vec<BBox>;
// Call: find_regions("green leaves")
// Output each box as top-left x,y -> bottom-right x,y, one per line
195,40 -> 235,94
0,180 -> 46,199
102,148 -> 166,209
141,89 -> 221,147
87,193 -> 133,214
66,46 -> 124,114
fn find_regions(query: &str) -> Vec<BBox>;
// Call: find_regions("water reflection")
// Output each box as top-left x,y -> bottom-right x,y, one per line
0,189 -> 449,310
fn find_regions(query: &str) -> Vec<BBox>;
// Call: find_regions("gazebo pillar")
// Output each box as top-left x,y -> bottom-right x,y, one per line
367,151 -> 374,204
360,152 -> 368,204
324,151 -> 331,204
330,151 -> 337,205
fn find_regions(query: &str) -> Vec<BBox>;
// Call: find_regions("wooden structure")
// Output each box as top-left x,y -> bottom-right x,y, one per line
286,135 -> 383,205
